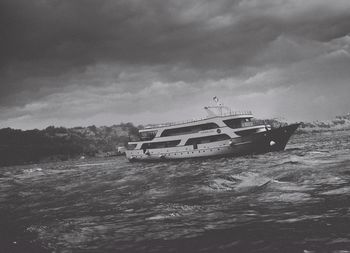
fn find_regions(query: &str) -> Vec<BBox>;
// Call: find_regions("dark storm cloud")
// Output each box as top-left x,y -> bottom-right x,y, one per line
2,0 -> 349,73
1,0 -> 350,128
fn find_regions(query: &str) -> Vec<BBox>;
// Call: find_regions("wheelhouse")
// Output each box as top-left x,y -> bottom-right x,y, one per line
223,117 -> 253,129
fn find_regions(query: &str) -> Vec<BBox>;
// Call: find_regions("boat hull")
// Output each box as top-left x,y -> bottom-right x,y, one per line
126,123 -> 300,161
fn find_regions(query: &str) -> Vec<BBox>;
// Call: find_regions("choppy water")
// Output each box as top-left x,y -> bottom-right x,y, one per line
1,131 -> 350,253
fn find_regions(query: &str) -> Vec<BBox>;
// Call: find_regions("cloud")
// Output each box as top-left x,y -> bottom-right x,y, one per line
0,0 -> 350,128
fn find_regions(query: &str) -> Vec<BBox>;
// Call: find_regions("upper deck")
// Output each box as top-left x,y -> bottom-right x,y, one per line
141,110 -> 253,132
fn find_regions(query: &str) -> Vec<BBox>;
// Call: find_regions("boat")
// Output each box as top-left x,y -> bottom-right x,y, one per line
125,97 -> 300,161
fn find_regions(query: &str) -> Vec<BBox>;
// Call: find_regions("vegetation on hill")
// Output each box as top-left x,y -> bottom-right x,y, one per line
0,123 -> 140,167
255,114 -> 350,133
298,114 -> 350,132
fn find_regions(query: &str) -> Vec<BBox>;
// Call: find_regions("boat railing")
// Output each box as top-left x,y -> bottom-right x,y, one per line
144,110 -> 253,129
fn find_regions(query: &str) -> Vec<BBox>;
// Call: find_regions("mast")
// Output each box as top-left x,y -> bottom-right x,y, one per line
204,96 -> 230,117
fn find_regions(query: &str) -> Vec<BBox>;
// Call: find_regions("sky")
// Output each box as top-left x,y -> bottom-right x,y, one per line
1,0 -> 350,129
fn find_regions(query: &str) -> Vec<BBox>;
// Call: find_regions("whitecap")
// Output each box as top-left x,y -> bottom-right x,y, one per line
23,167 -> 42,173
205,172 -> 271,192
320,187 -> 350,195
232,172 -> 271,192
147,213 -> 180,220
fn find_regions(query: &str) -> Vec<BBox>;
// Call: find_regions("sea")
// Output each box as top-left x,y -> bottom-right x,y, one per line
1,130 -> 350,253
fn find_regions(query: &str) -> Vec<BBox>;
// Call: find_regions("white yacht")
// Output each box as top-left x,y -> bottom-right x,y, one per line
126,98 -> 300,161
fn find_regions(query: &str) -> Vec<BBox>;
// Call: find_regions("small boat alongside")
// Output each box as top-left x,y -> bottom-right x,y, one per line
126,98 -> 300,161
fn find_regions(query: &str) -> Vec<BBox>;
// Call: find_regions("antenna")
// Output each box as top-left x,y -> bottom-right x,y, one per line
213,96 -> 222,116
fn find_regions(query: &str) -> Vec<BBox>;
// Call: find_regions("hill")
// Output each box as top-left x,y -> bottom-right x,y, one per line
255,113 -> 350,133
0,123 -> 140,167
298,114 -> 350,132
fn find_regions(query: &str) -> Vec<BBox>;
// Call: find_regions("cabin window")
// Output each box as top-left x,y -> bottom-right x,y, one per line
223,118 -> 253,129
141,140 -> 180,149
185,134 -> 230,146
139,130 -> 157,141
160,123 -> 219,137
127,144 -> 137,150
242,118 -> 254,127
235,128 -> 259,137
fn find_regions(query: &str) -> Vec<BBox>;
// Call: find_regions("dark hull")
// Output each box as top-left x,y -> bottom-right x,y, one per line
228,123 -> 300,156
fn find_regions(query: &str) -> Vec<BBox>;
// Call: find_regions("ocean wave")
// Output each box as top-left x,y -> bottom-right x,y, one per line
1,131 -> 350,252
205,172 -> 271,193
258,192 -> 312,203
320,186 -> 350,195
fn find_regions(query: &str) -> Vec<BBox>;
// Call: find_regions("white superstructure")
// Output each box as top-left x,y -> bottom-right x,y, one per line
125,98 -> 274,161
